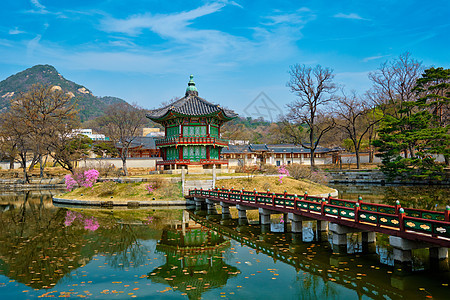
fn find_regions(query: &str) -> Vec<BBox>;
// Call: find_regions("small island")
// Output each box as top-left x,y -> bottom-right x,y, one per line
56,173 -> 336,206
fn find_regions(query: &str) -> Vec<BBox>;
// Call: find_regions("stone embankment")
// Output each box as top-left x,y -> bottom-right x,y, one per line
0,178 -> 65,190
327,169 -> 450,185
52,197 -> 194,207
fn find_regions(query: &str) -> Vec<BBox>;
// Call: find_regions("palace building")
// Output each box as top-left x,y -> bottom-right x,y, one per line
146,75 -> 237,172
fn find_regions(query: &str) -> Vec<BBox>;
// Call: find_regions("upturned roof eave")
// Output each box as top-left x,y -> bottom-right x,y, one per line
146,109 -> 236,123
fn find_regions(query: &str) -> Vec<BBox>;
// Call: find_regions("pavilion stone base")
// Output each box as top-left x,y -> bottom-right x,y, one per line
187,165 -> 205,174
158,165 -> 232,174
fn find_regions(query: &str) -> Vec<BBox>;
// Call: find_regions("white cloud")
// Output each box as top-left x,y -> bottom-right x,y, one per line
334,13 -> 368,21
28,0 -> 49,14
31,0 -> 46,10
98,2 -> 311,66
362,55 -> 390,62
27,34 -> 42,56
0,3 -> 313,77
100,2 -> 226,36
9,27 -> 25,35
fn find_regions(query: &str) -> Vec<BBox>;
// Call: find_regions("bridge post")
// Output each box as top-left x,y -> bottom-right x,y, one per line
429,247 -> 449,271
206,198 -> 218,215
220,201 -> 231,220
316,220 -> 329,242
236,204 -> 256,225
361,232 -> 376,254
259,208 -> 271,225
329,223 -> 356,254
238,209 -> 248,225
259,208 -> 272,233
389,236 -> 432,272
290,214 -> 303,234
194,197 -> 205,210
317,220 -> 328,232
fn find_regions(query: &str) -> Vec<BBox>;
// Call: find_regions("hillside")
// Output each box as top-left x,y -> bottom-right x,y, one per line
0,65 -> 130,121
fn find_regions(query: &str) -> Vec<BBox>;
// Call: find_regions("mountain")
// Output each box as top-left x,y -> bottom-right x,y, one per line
0,64 -> 130,121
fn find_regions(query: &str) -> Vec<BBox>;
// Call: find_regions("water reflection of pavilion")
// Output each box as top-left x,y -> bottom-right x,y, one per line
149,221 -> 240,300
190,211 -> 450,300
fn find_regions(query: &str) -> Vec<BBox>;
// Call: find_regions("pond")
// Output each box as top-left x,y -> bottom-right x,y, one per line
0,189 -> 449,299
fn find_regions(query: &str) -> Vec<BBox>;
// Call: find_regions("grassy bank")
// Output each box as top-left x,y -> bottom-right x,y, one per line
60,173 -> 334,202
216,176 -> 334,195
61,179 -> 183,202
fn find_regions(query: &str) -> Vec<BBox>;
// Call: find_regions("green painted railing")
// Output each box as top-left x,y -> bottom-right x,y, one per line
189,187 -> 450,241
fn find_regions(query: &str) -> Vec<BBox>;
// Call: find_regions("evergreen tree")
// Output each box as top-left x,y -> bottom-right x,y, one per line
373,66 -> 450,181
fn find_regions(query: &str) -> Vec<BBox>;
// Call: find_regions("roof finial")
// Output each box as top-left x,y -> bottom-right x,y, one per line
186,74 -> 198,96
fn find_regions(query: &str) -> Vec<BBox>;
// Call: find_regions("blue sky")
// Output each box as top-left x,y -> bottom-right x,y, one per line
0,0 -> 449,120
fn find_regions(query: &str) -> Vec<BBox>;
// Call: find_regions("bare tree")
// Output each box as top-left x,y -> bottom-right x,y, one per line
0,111 -> 32,181
368,52 -> 423,118
334,92 -> 381,169
0,84 -> 79,180
368,52 -> 424,158
97,103 -> 146,176
286,64 -> 337,167
48,133 -> 92,174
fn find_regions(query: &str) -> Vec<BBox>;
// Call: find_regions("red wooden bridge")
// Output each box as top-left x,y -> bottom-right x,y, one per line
187,187 -> 450,248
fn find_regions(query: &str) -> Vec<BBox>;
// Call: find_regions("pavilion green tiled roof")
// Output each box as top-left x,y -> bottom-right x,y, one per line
146,75 -> 237,121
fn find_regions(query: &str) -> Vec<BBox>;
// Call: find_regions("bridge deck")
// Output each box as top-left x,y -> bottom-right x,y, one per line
187,188 -> 450,248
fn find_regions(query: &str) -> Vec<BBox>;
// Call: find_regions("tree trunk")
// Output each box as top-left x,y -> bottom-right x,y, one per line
310,149 -> 315,168
355,148 -> 360,169
19,153 -> 29,183
9,158 -> 14,170
40,155 -> 47,178
28,153 -> 39,172
122,157 -> 128,176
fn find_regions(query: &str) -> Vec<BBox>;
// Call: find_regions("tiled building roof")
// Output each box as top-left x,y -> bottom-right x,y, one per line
147,75 -> 237,121
147,95 -> 237,119
222,144 -> 337,154
116,136 -> 157,150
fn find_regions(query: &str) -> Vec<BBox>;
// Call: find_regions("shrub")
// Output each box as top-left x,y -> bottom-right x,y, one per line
97,181 -> 118,196
260,164 -> 278,174
65,168 -> 100,191
285,163 -> 329,184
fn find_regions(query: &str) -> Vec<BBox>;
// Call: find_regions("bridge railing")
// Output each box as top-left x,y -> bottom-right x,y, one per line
188,187 -> 450,240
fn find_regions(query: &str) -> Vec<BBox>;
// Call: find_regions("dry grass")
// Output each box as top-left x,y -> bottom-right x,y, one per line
60,179 -> 183,202
216,176 -> 334,195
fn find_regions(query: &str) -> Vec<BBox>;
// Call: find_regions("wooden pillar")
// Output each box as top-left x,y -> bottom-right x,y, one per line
179,146 -> 183,160
206,146 -> 210,159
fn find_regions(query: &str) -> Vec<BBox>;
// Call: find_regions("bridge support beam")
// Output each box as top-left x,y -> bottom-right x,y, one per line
429,247 -> 448,260
289,214 -> 306,234
206,199 -> 218,215
361,231 -> 376,254
389,236 -> 435,272
329,223 -> 367,254
237,204 -> 257,225
259,208 -> 277,225
429,247 -> 449,271
194,197 -> 205,210
317,220 -> 328,232
259,208 -> 278,233
362,231 -> 376,243
220,201 -> 231,220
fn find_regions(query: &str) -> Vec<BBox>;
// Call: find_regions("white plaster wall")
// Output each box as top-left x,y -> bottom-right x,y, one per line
79,158 -> 162,170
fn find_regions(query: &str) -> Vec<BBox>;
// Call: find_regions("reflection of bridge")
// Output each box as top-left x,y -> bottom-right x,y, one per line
187,188 -> 449,267
189,212 -> 449,300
